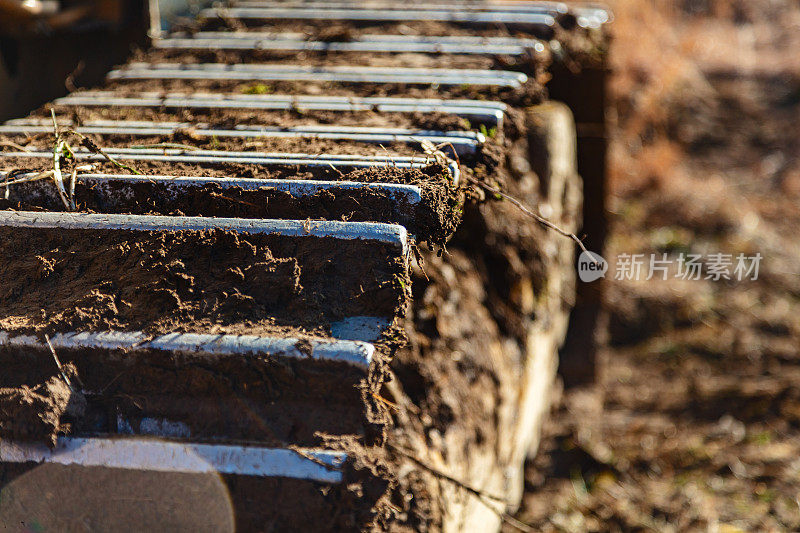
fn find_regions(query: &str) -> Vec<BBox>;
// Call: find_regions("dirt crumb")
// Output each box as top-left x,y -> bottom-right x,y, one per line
0,370 -> 85,447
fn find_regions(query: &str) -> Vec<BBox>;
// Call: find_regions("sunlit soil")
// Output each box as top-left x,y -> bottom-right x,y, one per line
511,1 -> 800,530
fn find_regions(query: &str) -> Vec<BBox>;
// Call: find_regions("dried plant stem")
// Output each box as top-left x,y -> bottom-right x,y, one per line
465,174 -> 594,259
389,443 -> 535,533
44,334 -> 72,389
0,141 -> 31,152
72,133 -> 143,175
68,166 -> 78,210
0,111 -> 107,209
130,143 -> 200,151
52,139 -> 72,209
0,170 -> 55,188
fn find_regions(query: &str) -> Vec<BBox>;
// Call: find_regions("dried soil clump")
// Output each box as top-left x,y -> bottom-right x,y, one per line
0,370 -> 85,447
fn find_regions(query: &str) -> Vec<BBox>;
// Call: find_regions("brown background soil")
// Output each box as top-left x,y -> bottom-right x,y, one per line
510,1 -> 800,531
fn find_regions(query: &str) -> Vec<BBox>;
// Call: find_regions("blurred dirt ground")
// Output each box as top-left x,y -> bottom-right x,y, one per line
510,1 -> 800,531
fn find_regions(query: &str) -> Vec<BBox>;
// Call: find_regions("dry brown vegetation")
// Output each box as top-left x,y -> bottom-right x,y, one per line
511,1 -> 800,531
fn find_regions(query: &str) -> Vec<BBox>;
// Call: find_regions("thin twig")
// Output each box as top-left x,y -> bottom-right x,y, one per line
377,143 -> 399,170
501,513 -> 538,533
0,141 -> 31,152
52,139 -> 72,209
0,170 -> 55,188
68,166 -> 78,210
389,443 -> 536,532
44,334 -> 72,389
327,163 -> 346,179
50,108 -> 59,137
389,443 -> 505,502
411,244 -> 429,281
49,112 -> 79,209
371,391 -> 399,412
75,134 -> 143,175
465,175 -> 597,263
129,142 -> 201,151
49,112 -> 143,175
287,445 -> 343,472
207,191 -> 260,208
0,165 -> 96,207
419,139 -> 461,185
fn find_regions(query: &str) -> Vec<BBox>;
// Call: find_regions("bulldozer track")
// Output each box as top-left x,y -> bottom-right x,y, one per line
0,2 -> 610,530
